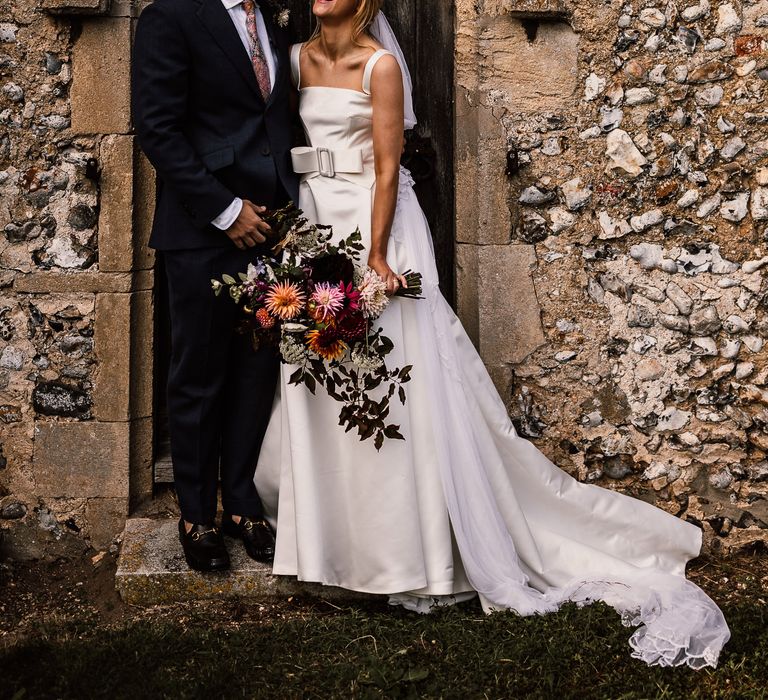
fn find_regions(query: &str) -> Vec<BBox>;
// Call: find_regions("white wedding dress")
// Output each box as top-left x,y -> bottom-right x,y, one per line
254,43 -> 730,669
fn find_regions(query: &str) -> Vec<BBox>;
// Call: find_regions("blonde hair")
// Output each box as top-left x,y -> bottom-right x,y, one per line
309,0 -> 383,45
351,0 -> 383,42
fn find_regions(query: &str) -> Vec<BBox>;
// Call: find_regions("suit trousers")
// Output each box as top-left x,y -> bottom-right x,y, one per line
162,242 -> 280,524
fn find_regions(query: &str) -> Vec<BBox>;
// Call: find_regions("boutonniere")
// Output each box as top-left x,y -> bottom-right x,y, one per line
263,0 -> 290,28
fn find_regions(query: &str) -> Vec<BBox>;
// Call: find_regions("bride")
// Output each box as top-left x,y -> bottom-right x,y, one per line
254,0 -> 730,669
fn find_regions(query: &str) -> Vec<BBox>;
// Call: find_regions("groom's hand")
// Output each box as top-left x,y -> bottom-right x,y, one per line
225,200 -> 272,249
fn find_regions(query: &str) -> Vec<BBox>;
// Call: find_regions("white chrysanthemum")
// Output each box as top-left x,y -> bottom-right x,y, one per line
280,227 -> 319,256
353,264 -> 367,286
357,268 -> 389,319
296,229 -> 320,253
279,334 -> 309,365
351,348 -> 384,371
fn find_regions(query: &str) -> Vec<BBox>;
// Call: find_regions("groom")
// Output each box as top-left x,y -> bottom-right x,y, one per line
132,0 -> 299,571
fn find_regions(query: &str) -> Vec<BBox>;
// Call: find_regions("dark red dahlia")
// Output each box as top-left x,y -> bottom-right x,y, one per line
338,281 -> 361,313
336,311 -> 368,342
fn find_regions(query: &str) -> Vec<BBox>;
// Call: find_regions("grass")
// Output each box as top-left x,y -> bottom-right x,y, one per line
1,595 -> 767,700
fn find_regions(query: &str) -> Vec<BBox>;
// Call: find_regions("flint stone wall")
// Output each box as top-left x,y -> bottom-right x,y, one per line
458,0 -> 768,554
0,0 -> 153,556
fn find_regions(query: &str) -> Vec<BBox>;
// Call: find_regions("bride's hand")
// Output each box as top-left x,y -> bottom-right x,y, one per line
368,255 -> 408,297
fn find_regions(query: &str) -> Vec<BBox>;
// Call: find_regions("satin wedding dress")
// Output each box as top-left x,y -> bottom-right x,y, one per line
254,43 -> 730,669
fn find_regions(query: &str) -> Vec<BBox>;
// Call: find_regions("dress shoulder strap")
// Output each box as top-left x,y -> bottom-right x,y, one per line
290,42 -> 304,89
362,49 -> 393,96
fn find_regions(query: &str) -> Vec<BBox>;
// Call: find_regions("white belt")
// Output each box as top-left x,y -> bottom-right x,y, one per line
291,146 -> 364,178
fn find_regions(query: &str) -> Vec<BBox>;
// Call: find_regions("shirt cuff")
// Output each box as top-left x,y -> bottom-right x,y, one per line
211,197 -> 243,230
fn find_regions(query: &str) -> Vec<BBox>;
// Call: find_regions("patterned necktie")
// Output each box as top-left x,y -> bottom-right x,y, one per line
241,0 -> 272,100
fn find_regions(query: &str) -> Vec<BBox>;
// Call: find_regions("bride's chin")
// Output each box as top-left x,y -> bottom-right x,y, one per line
312,0 -> 356,23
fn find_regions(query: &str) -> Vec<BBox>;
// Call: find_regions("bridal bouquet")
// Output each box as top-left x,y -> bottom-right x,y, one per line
212,203 -> 422,450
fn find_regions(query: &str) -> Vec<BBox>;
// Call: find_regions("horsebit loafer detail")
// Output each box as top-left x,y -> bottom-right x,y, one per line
221,514 -> 276,563
178,518 -> 231,572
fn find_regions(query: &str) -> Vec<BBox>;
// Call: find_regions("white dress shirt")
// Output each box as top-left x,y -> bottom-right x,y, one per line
212,0 -> 279,231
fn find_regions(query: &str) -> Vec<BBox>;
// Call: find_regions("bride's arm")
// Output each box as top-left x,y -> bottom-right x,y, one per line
369,54 -> 407,295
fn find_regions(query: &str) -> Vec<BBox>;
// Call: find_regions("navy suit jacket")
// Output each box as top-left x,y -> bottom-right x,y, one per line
132,0 -> 300,250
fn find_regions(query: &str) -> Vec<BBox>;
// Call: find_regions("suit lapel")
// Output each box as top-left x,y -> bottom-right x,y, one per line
196,0 -> 265,104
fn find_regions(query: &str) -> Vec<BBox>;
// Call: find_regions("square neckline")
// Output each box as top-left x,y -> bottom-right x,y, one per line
299,85 -> 370,96
292,42 -> 391,96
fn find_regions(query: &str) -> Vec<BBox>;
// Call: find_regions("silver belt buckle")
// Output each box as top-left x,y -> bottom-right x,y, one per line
316,147 -> 335,177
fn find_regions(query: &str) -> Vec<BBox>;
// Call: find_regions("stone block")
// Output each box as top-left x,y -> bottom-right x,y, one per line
129,417 -> 153,508
33,421 -> 129,498
71,17 -> 132,134
116,518 -> 382,606
477,244 -> 546,365
133,147 -> 156,271
485,0 -> 569,17
85,496 -> 128,549
130,289 -> 154,419
455,91 -> 478,241
99,135 -> 134,272
94,293 -> 131,421
478,16 -> 579,112
486,363 -> 514,401
455,13 -> 480,93
455,88 -> 512,246
13,270 -> 153,294
41,0 -> 111,15
113,0 -> 153,17
109,0 -> 136,16
456,243 -> 480,346
457,243 -> 547,369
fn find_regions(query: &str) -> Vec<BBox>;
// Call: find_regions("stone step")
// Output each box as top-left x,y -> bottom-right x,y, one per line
116,518 -> 381,606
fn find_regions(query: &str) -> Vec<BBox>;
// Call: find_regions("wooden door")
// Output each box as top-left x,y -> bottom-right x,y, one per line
293,2 -> 456,301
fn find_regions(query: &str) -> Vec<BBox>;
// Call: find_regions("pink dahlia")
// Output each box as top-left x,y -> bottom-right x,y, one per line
309,282 -> 345,321
357,268 -> 389,319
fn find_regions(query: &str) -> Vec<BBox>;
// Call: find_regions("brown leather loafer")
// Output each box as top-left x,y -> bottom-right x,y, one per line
221,514 -> 276,564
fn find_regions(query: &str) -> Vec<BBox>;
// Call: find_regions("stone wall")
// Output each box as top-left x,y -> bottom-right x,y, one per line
1,0 -> 766,558
456,0 -> 768,553
0,0 -> 154,556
